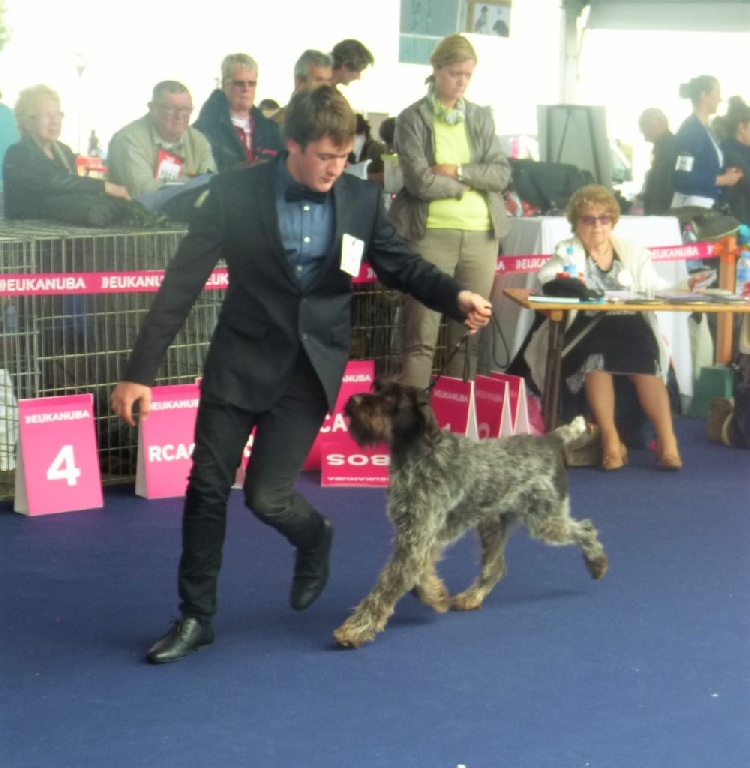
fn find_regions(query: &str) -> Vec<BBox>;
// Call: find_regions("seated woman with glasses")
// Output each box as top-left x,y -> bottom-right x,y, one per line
2,84 -> 129,220
523,185 -> 683,471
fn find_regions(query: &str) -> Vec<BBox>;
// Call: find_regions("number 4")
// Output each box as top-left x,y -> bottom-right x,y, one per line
46,445 -> 82,487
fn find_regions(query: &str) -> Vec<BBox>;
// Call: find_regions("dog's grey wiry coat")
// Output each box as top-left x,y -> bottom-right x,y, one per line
333,381 -> 608,648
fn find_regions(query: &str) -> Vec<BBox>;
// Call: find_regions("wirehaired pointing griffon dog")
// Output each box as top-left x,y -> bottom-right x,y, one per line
333,381 -> 608,649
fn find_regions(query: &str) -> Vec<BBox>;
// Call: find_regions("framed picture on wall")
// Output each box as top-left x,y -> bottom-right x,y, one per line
467,1 -> 512,37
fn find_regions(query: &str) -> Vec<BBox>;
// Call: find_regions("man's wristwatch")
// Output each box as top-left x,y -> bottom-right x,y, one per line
457,164 -> 464,182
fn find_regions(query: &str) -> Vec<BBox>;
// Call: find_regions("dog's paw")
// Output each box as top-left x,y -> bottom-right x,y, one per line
450,591 -> 484,611
333,621 -> 376,649
413,582 -> 451,613
585,554 -> 608,580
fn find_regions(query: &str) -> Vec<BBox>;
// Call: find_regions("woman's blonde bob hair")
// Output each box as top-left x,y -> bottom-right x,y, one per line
566,185 -> 620,231
425,34 -> 477,84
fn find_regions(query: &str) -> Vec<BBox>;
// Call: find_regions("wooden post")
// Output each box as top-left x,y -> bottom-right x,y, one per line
715,235 -> 738,364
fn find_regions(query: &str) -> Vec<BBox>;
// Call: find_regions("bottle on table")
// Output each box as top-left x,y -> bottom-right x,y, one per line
736,248 -> 750,298
563,245 -> 578,279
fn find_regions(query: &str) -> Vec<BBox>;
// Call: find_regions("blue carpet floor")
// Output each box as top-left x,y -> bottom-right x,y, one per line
1,417 -> 748,768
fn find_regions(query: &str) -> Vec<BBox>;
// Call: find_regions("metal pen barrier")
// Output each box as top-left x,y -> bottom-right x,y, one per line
0,222 -> 410,499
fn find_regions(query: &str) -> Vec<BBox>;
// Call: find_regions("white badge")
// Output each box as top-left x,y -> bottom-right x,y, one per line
674,154 -> 694,173
340,233 -> 365,277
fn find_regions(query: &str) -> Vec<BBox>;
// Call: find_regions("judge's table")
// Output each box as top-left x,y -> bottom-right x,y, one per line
492,215 -> 693,398
502,287 -> 750,431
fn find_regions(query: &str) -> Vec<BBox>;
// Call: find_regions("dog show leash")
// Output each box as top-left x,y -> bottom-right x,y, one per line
424,331 -> 472,397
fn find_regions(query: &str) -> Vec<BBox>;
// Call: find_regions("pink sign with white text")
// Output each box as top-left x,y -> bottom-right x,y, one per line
489,372 -> 531,434
135,383 -> 200,499
14,394 -> 103,516
320,433 -> 390,487
303,360 -> 375,470
429,376 -> 477,438
474,375 -> 513,440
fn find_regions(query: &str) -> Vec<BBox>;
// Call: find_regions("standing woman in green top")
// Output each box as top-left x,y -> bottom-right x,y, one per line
390,33 -> 511,388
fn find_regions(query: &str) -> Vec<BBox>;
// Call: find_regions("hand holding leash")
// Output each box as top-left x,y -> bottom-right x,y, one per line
458,290 -> 492,331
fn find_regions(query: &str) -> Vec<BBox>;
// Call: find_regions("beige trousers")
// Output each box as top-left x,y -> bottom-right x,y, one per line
399,228 -> 498,388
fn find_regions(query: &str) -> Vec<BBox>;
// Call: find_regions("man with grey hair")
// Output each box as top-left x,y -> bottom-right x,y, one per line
194,53 -> 283,172
107,80 -> 215,199
272,49 -> 333,125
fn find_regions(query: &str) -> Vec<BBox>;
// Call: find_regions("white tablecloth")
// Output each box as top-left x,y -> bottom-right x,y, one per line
491,215 -> 693,396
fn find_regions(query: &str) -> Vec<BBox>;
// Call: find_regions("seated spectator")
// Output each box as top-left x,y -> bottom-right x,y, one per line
106,80 -> 215,200
524,185 -> 688,471
2,84 -> 129,220
194,53 -> 283,172
330,39 -> 374,86
271,49 -> 333,126
637,108 -> 676,215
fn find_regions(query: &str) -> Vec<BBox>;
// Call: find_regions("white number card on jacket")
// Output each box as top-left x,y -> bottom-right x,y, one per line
340,234 -> 365,277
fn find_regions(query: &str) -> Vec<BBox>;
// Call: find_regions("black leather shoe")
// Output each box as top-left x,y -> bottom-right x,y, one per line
291,517 -> 334,610
146,618 -> 213,664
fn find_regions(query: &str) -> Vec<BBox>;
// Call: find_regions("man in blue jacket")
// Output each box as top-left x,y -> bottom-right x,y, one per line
111,85 -> 493,664
194,53 -> 283,172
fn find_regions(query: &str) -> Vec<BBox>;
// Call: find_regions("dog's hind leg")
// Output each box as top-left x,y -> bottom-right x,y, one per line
334,539 -> 433,648
451,517 -> 511,611
526,499 -> 608,580
412,546 -> 450,613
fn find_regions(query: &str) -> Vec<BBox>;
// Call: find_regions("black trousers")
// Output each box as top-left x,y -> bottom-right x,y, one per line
178,353 -> 330,620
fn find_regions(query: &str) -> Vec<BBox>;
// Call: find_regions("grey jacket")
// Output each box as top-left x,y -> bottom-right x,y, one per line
389,96 -> 511,242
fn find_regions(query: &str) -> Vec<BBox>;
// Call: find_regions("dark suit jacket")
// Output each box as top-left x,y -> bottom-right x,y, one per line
124,155 -> 468,412
643,131 -> 676,215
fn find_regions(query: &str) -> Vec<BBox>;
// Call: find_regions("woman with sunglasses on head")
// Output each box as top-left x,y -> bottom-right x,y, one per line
2,84 -> 129,220
524,185 -> 684,471
194,53 -> 282,173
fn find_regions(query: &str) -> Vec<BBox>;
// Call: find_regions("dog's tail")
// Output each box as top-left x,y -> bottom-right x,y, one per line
552,415 -> 588,445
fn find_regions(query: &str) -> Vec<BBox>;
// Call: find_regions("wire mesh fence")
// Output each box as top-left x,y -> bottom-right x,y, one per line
0,222 -> 424,499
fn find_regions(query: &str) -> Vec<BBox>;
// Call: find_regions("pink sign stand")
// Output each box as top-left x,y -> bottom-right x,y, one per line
490,372 -> 531,434
429,376 -> 478,438
135,383 -> 200,499
526,393 -> 546,435
474,375 -> 513,440
304,360 -> 375,471
14,394 -> 103,516
320,433 -> 390,487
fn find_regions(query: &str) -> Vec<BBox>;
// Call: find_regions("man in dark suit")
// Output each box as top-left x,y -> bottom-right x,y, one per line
638,108 -> 677,215
111,85 -> 492,664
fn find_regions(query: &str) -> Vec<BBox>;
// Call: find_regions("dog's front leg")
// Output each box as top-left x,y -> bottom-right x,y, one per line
334,540 -> 432,649
412,546 -> 450,612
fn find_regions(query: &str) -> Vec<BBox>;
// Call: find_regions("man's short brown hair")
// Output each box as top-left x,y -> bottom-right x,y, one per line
282,85 -> 356,148
330,39 -> 374,73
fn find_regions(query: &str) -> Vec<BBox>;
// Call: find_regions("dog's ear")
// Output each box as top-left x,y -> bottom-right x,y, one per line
391,387 -> 427,441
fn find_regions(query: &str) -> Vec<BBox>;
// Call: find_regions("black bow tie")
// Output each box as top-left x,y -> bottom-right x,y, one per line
284,183 -> 329,204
